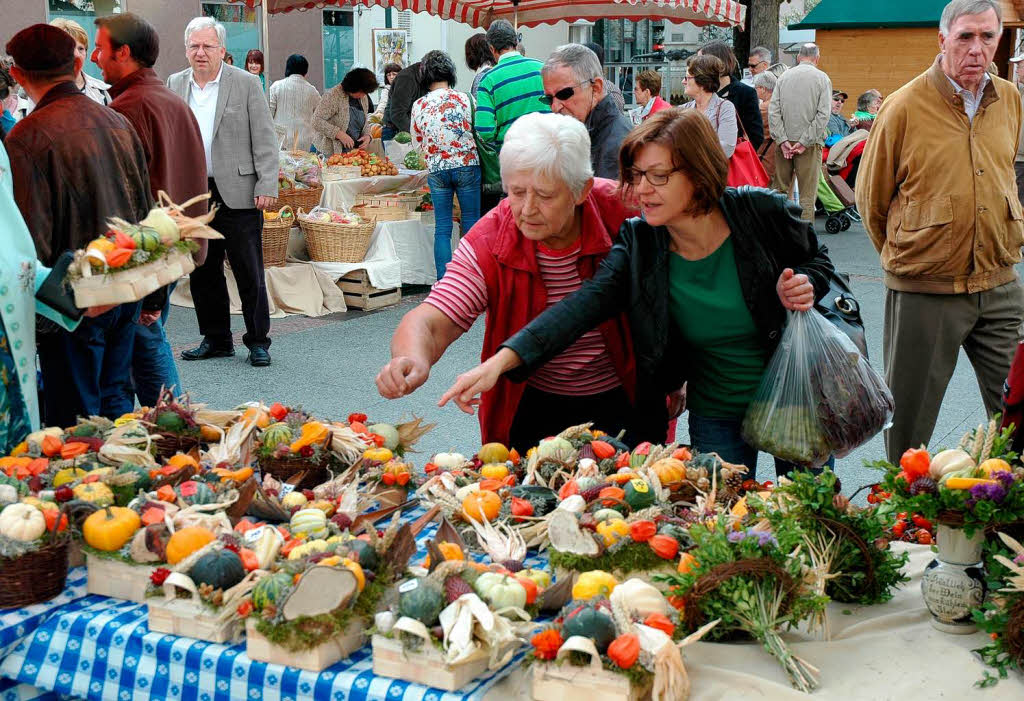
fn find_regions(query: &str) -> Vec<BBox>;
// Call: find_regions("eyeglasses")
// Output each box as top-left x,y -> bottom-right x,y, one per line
624,167 -> 680,187
747,61 -> 764,69
832,97 -> 845,103
540,79 -> 593,105
187,43 -> 221,55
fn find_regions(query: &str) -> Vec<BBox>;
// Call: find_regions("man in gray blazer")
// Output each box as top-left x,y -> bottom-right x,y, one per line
168,16 -> 278,366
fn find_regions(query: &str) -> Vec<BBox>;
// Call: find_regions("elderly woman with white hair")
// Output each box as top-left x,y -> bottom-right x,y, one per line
376,112 -> 638,449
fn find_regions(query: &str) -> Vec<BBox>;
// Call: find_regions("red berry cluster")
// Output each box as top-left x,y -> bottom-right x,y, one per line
890,512 -> 934,544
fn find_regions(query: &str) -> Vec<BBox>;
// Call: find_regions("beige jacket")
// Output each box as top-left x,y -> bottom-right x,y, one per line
1017,85 -> 1024,163
857,56 -> 1023,294
311,85 -> 371,156
768,61 -> 832,147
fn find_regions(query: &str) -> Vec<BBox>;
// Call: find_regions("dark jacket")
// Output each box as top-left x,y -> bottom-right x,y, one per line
588,93 -> 632,179
384,62 -> 425,134
6,81 -> 151,266
719,79 -> 764,149
502,188 -> 834,441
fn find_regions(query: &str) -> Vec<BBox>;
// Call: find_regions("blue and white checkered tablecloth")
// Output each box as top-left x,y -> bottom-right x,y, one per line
0,507 -> 550,701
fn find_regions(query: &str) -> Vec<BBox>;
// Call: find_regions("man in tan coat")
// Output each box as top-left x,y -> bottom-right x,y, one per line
857,0 -> 1024,463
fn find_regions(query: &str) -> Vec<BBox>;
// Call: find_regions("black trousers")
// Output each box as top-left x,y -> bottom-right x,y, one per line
191,179 -> 271,349
508,385 -> 636,453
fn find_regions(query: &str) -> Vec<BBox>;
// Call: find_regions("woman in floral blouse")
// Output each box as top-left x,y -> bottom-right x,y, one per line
410,51 -> 481,279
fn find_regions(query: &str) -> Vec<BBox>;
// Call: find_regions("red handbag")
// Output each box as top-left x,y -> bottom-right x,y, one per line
714,100 -> 769,187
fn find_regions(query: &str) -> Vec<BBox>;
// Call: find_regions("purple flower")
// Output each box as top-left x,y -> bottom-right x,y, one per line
728,528 -> 778,548
994,470 -> 1016,488
967,481 -> 1007,506
1014,553 -> 1024,566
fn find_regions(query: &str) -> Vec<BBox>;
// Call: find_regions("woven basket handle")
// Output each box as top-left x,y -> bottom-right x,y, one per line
162,571 -> 201,602
278,205 -> 294,220
584,496 -> 632,516
555,635 -> 604,671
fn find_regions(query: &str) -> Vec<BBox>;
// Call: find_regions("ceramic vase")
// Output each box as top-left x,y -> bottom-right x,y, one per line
920,524 -> 987,634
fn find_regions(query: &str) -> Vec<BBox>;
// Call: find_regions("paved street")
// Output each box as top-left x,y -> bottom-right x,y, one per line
164,215 -> 1004,497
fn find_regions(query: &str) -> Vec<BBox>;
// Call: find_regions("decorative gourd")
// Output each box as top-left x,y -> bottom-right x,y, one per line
261,422 -> 293,451
177,480 -> 216,506
623,478 -> 655,510
398,578 -> 445,625
82,506 -> 141,551
165,526 -> 215,564
0,475 -> 28,496
473,572 -> 527,609
367,423 -> 400,451
980,458 -> 1012,476
241,406 -> 272,429
928,449 -> 975,480
596,519 -> 630,547
72,482 -> 114,506
0,485 -> 18,506
116,465 -> 152,492
346,539 -> 378,571
289,422 -> 329,453
340,557 -> 366,591
508,486 -> 558,516
307,499 -> 336,516
251,571 -> 292,612
462,490 -> 501,522
536,437 -> 574,462
290,508 -> 328,538
478,443 -> 510,464
189,549 -> 245,590
610,578 -> 669,618
22,497 -> 57,512
520,568 -> 552,589
562,604 -> 617,652
650,458 -> 686,488
592,508 -> 624,523
479,463 -> 509,480
608,633 -> 640,668
597,486 -> 625,506
287,538 -> 330,560
0,503 -> 46,541
432,452 -> 467,470
166,454 -> 199,472
281,491 -> 308,510
572,570 -> 618,600
363,446 -> 394,463
423,541 -> 464,567
589,440 -> 616,461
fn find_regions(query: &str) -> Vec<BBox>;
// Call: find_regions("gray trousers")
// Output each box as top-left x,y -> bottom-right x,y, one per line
883,280 -> 1024,462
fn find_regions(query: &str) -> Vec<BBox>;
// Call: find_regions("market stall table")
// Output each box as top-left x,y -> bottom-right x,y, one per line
320,171 -> 428,213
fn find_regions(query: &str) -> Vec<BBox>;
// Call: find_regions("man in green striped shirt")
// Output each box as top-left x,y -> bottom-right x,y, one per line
474,20 -> 549,149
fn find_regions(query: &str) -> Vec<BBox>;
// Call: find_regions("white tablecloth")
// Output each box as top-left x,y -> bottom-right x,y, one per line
321,170 -> 428,212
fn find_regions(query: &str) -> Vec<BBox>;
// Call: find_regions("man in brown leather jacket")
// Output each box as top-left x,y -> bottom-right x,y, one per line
5,24 -> 151,426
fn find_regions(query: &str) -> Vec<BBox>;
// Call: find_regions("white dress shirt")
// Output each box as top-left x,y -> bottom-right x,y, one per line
946,72 -> 990,123
189,65 -> 224,175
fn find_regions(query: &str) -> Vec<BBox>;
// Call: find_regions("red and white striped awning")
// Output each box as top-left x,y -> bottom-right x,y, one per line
231,0 -> 746,29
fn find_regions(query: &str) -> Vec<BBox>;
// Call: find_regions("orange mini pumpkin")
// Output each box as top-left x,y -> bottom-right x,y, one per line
166,526 -> 216,564
462,490 -> 501,522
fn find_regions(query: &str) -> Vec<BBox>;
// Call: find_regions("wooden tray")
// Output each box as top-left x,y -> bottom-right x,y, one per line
85,553 -> 158,603
337,269 -> 401,311
247,618 -> 366,671
532,661 -> 651,701
71,249 -> 195,307
371,634 -> 490,692
147,573 -> 242,643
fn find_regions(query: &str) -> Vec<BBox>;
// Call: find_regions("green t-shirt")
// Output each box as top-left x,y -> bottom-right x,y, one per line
668,237 -> 769,418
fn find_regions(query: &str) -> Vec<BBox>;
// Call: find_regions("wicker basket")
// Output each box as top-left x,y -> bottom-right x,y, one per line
323,165 -> 363,181
152,432 -> 201,462
258,440 -> 336,489
262,205 -> 295,268
354,192 -> 422,212
278,185 -> 323,211
0,513 -> 71,608
298,209 -> 376,263
352,203 -> 412,222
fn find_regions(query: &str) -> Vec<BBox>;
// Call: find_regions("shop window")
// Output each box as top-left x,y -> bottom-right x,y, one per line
323,9 -> 355,91
202,1 -> 262,71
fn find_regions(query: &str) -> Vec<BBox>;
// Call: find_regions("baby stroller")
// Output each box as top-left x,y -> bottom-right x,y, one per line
817,171 -> 860,234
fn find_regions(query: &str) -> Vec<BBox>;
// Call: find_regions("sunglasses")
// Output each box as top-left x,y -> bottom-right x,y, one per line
747,61 -> 764,69
833,97 -> 845,103
540,79 -> 593,105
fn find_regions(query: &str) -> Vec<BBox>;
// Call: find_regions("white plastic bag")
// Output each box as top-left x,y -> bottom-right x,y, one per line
741,309 -> 894,466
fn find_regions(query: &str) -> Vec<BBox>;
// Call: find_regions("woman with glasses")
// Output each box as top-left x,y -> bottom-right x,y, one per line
682,55 -> 737,158
441,109 -> 836,478
376,112 -> 641,450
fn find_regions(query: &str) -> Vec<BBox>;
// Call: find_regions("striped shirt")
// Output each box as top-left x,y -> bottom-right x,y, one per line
474,52 -> 550,147
425,242 -> 621,396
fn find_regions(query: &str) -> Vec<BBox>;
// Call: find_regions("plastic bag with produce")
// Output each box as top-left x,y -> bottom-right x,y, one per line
741,309 -> 893,467
278,150 -> 322,190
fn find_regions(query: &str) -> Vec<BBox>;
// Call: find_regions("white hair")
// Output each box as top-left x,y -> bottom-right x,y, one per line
184,17 -> 226,47
753,71 -> 777,91
798,43 -> 820,60
939,0 -> 1002,35
500,112 -> 593,199
543,43 -> 602,86
750,46 -> 772,64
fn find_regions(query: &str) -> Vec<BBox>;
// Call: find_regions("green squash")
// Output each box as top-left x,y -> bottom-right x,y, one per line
71,423 -> 99,438
177,480 -> 216,506
562,604 -> 617,652
398,578 -> 444,626
345,539 -> 378,572
155,410 -> 188,433
251,572 -> 293,612
623,478 -> 656,510
508,486 -> 558,516
189,549 -> 245,591
261,423 -> 293,451
116,465 -> 152,492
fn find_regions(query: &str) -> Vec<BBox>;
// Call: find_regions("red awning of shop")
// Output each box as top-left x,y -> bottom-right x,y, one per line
229,0 -> 746,29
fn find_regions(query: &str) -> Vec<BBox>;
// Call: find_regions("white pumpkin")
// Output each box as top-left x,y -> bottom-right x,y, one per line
0,503 -> 47,542
0,485 -> 19,506
433,452 -> 467,470
610,578 -> 670,619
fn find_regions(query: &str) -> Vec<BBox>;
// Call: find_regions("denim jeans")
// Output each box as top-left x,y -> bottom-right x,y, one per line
132,284 -> 182,406
688,412 -> 833,481
37,302 -> 141,427
427,165 -> 481,279
381,126 -> 397,143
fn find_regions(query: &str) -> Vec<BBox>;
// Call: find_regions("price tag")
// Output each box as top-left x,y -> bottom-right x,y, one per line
279,483 -> 296,496
243,525 -> 268,544
398,579 -> 419,594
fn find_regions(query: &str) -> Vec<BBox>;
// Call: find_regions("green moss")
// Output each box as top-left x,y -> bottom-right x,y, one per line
549,541 -> 670,576
254,565 -> 392,652
81,543 -> 153,566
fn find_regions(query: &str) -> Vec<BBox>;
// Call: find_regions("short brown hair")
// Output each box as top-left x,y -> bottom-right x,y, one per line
619,109 -> 729,216
95,13 -> 159,68
49,18 -> 88,51
636,69 -> 662,95
699,41 -> 738,77
687,55 -> 723,94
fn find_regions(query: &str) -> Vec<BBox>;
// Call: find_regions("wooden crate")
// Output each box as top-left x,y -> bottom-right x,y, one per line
85,553 -> 157,603
71,249 -> 195,307
532,661 -> 652,701
246,618 -> 366,671
371,634 -> 490,692
337,269 -> 401,311
148,598 -> 242,643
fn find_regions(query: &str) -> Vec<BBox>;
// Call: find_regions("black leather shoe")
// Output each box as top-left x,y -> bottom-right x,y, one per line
248,347 -> 271,367
180,340 -> 235,361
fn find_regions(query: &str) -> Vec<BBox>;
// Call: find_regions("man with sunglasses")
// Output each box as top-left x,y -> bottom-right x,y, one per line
744,46 -> 771,85
827,90 -> 852,139
541,44 -> 632,179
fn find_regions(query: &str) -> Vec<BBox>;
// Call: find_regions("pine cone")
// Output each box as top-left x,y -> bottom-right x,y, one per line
723,470 -> 744,494
445,575 -> 473,603
501,559 -> 524,573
